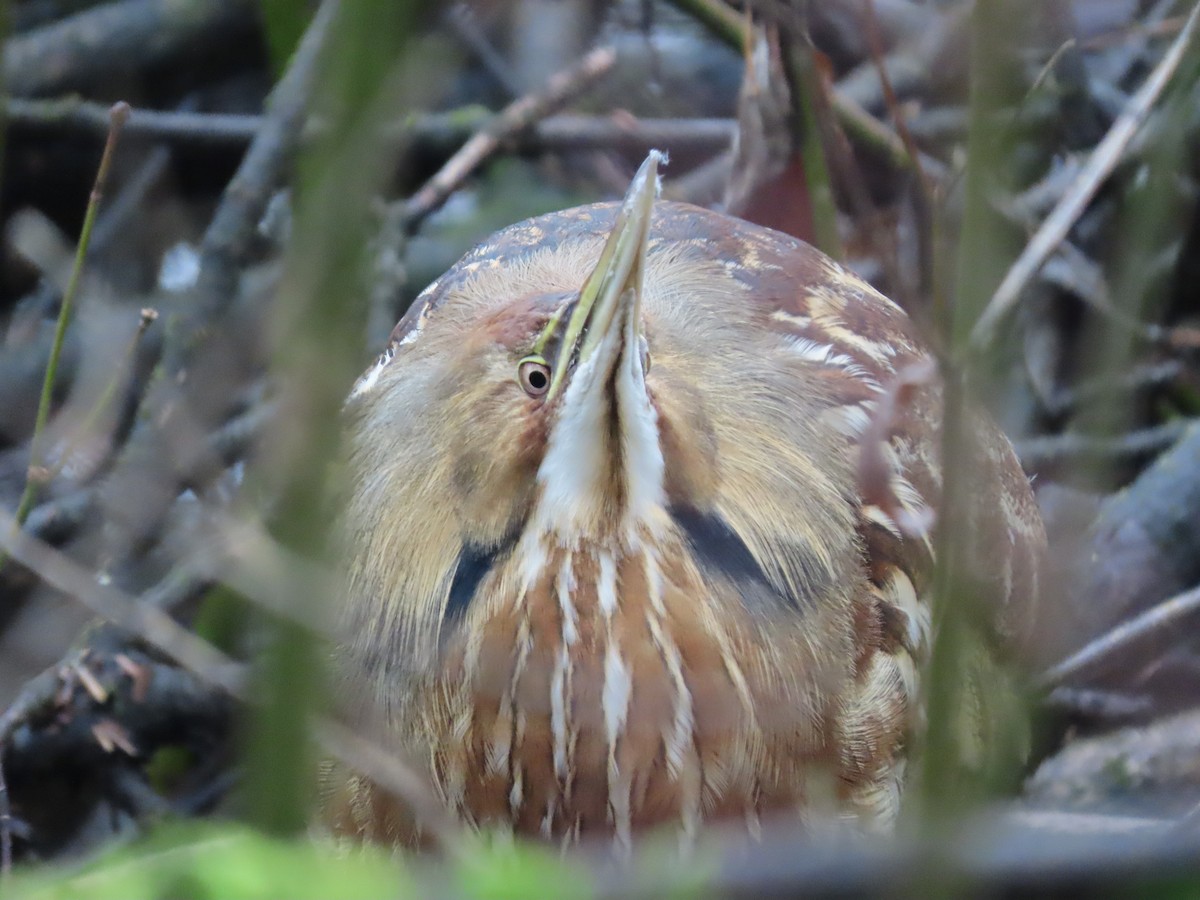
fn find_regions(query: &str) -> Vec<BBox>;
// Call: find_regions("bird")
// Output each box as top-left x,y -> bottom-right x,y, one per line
324,152 -> 1046,850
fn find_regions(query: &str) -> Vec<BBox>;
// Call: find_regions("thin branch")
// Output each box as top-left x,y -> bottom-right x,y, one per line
444,3 -> 522,99
9,93 -> 737,155
967,0 -> 1200,352
94,0 -> 339,560
665,0 -> 944,179
863,0 -> 935,300
399,44 -> 618,230
782,24 -> 844,258
1040,581 -> 1200,689
1041,359 -> 1184,418
7,97 -> 262,146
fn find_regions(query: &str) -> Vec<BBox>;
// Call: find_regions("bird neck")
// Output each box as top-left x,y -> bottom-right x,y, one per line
533,350 -> 665,544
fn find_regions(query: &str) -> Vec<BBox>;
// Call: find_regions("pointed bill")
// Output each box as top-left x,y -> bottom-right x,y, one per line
546,150 -> 664,399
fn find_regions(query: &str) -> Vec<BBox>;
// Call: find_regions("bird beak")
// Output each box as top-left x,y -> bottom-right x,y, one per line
546,151 -> 663,400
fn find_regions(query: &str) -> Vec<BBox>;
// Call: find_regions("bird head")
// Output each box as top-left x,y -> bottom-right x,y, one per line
346,153 -> 672,559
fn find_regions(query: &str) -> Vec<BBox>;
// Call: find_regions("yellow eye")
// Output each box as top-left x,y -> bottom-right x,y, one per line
517,356 -> 551,396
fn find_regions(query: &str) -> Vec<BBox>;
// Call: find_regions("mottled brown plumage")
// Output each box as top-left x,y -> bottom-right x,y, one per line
326,155 -> 1044,850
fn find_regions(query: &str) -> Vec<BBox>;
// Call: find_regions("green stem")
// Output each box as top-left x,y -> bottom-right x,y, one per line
663,0 -> 744,49
783,30 -> 844,260
0,102 -> 129,574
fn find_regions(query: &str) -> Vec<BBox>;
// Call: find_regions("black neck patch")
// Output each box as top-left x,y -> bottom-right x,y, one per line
670,504 -> 805,615
443,531 -> 520,629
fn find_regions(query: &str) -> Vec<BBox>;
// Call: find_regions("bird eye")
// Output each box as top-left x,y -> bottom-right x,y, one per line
518,356 -> 551,396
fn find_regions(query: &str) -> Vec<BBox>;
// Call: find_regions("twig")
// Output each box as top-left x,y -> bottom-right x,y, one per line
782,24 -> 843,258
13,394 -> 277,559
1016,420 -> 1190,468
664,0 -> 744,48
7,97 -> 262,146
399,44 -> 618,230
191,0 -> 338,320
445,3 -> 522,98
0,102 -> 129,575
9,93 -> 739,158
1043,686 -> 1156,721
1040,582 -> 1200,689
831,86 -> 948,180
967,0 -> 1200,352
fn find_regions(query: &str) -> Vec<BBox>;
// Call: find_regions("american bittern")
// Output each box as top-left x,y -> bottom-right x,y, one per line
328,153 -> 1044,849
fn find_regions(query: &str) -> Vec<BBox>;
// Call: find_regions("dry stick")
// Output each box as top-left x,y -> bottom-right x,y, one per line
1039,582 -> 1200,690
967,0 -> 1200,352
445,2 -> 523,99
0,511 -> 464,858
400,44 -> 618,230
7,97 -> 262,146
1043,359 -> 1184,417
10,94 -> 736,156
0,102 -> 130,575
0,508 -> 246,698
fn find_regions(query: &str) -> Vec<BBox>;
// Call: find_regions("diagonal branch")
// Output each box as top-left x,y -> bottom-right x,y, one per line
967,0 -> 1200,352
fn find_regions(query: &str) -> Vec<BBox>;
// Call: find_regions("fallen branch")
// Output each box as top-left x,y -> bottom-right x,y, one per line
7,97 -> 263,147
